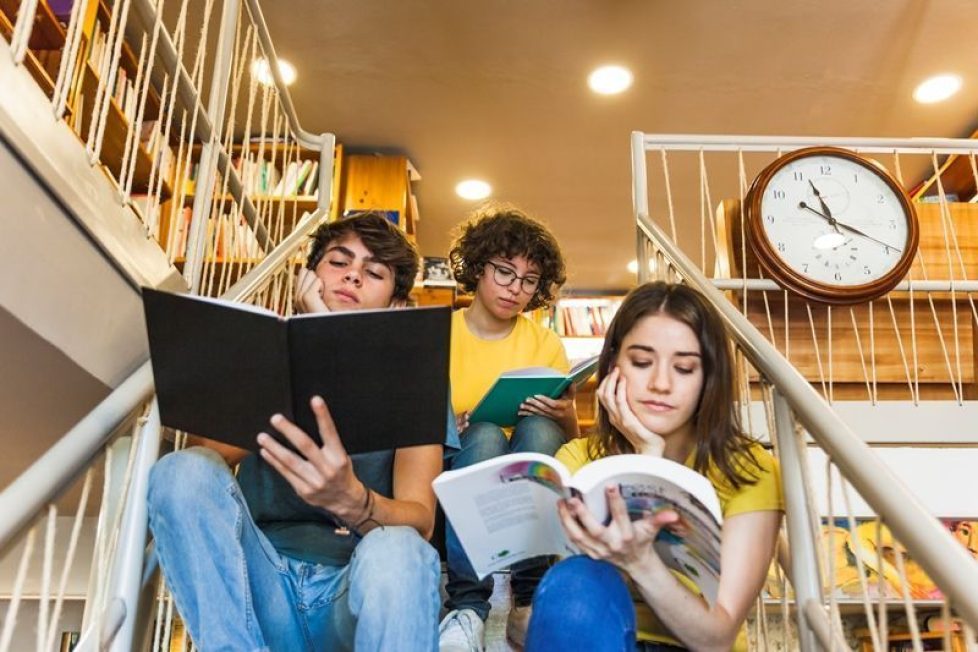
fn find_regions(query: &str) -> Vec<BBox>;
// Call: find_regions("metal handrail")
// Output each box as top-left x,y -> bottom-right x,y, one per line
0,209 -> 322,558
637,132 -> 978,155
631,132 -> 978,627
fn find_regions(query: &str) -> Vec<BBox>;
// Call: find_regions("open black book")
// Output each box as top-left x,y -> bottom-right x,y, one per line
142,288 -> 451,455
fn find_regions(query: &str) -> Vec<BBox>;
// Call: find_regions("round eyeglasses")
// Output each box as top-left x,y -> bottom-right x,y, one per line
486,261 -> 541,294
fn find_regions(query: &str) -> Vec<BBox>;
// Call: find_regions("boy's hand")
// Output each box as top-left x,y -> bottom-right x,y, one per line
257,396 -> 366,521
295,267 -> 329,314
597,368 -> 665,456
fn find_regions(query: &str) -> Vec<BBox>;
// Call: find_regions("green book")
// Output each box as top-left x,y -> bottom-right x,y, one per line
469,355 -> 600,427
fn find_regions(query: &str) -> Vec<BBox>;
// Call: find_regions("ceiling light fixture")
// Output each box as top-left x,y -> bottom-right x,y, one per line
252,58 -> 297,87
455,179 -> 492,201
913,74 -> 962,104
626,259 -> 653,275
588,65 -> 633,95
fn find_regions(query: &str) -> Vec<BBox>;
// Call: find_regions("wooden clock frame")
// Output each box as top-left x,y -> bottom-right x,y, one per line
744,146 -> 920,305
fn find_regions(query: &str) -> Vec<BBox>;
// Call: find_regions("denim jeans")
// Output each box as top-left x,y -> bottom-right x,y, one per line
526,556 -> 687,652
444,416 -> 565,620
147,448 -> 441,652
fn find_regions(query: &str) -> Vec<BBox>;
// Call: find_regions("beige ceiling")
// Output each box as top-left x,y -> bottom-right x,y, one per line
258,2 -> 973,289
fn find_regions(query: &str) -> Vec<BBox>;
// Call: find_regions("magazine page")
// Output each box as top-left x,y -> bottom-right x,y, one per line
433,452 -> 576,578
570,455 -> 723,605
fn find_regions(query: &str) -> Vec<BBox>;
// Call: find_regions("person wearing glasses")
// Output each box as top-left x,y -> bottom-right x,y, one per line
439,204 -> 576,651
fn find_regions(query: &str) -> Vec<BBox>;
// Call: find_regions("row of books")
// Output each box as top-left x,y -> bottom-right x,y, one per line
551,302 -> 621,337
170,207 -> 266,260
184,158 -> 321,199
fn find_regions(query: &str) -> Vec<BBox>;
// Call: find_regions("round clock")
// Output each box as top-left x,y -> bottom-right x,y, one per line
744,146 -> 919,305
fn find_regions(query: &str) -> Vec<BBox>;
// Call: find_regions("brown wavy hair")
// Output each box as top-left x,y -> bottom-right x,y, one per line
588,282 -> 761,489
449,204 -> 566,311
307,213 -> 419,301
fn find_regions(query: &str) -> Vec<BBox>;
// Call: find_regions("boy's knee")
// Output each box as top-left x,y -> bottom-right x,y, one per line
354,527 -> 440,593
148,447 -> 230,512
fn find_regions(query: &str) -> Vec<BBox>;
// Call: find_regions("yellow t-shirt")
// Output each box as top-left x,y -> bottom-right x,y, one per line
449,309 -> 570,416
555,437 -> 784,650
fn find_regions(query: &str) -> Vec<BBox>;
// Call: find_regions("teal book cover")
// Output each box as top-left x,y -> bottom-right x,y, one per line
469,356 -> 599,427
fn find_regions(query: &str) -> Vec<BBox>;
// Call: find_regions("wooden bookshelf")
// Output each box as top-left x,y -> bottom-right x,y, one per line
74,62 -> 172,198
0,0 -> 64,98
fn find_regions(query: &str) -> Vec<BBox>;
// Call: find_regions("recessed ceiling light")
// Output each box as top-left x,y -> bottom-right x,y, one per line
913,74 -> 962,104
626,259 -> 653,275
455,179 -> 492,200
252,58 -> 297,87
588,65 -> 633,95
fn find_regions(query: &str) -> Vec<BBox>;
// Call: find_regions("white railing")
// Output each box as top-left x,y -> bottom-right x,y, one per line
0,0 -> 335,649
632,131 -> 978,651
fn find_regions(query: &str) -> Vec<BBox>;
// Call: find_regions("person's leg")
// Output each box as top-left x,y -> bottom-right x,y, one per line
147,448 -> 304,652
444,422 -> 510,619
318,526 -> 441,652
525,556 -> 636,652
506,415 -> 566,607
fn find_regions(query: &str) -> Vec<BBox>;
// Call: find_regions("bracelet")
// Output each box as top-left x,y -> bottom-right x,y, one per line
352,488 -> 383,535
332,482 -> 372,537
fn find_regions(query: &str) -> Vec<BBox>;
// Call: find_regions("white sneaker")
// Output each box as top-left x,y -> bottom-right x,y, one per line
439,608 -> 485,652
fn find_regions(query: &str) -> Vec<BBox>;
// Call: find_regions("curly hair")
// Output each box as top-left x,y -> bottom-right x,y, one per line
448,204 -> 566,311
306,213 -> 419,301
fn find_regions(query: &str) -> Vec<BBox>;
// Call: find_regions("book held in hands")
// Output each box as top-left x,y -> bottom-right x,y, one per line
142,288 -> 450,455
433,452 -> 724,604
468,355 -> 600,427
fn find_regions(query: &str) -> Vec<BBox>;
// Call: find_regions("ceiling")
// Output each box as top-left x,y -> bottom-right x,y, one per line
257,0 -> 978,291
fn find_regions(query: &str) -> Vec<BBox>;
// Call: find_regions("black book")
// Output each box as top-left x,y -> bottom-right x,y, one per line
142,288 -> 450,455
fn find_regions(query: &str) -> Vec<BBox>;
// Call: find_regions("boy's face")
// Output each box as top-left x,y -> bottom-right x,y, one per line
312,233 -> 396,311
475,254 -> 541,320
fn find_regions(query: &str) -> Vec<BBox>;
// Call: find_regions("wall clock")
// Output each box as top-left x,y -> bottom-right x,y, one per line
744,146 -> 919,305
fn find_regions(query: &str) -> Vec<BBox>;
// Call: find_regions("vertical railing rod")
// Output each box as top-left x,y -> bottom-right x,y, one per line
772,390 -> 822,652
184,0 -> 241,294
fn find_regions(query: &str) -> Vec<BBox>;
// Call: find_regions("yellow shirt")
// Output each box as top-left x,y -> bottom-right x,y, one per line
555,437 -> 784,649
449,309 -> 570,415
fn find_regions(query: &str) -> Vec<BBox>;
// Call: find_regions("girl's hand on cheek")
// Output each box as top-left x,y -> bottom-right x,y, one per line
598,367 -> 665,457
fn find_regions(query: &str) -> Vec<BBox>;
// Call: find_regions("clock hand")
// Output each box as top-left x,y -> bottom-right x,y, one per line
808,180 -> 836,219
798,201 -> 844,234
832,220 -> 902,253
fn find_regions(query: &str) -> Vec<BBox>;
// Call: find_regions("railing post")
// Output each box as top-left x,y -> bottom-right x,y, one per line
105,402 -> 162,652
631,131 -> 651,285
770,389 -> 822,651
184,0 -> 241,294
316,133 -> 335,215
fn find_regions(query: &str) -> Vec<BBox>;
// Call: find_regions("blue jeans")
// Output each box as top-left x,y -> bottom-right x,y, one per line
444,416 -> 565,620
527,556 -> 687,652
147,448 -> 441,652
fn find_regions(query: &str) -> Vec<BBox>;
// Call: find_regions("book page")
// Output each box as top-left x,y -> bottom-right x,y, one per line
434,453 -> 575,578
499,366 -> 562,378
568,355 -> 600,385
571,455 -> 723,605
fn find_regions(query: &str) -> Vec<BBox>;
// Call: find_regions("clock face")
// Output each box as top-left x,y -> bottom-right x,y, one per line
746,147 -> 919,304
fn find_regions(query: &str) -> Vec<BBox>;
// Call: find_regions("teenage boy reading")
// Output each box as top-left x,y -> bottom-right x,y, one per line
439,204 -> 576,651
147,213 -> 448,652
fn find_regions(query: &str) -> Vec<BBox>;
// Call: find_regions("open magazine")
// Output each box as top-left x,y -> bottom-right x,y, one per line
433,452 -> 724,605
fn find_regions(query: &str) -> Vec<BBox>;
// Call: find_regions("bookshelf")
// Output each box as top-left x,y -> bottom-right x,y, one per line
540,295 -> 623,430
0,0 -> 66,97
338,153 -> 421,243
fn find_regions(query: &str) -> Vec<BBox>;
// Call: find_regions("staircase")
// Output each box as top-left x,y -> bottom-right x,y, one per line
0,0 -> 977,650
